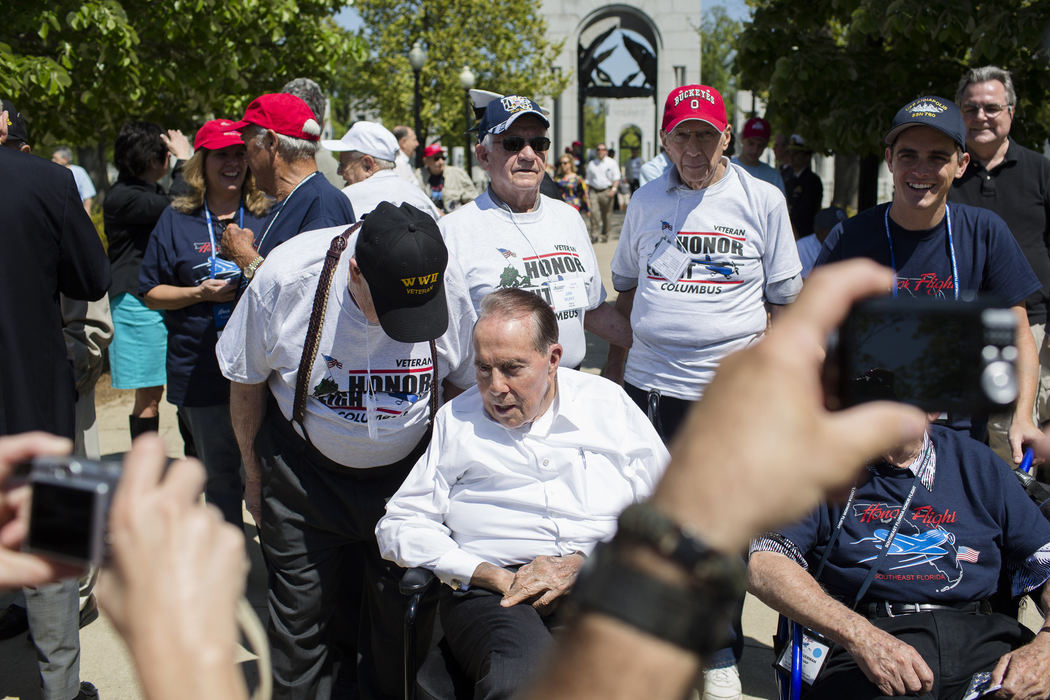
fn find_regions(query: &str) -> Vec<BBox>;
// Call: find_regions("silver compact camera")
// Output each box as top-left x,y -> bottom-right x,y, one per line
21,456 -> 123,567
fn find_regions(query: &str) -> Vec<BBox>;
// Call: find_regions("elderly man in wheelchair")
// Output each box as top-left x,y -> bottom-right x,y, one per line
375,288 -> 668,699
748,418 -> 1050,700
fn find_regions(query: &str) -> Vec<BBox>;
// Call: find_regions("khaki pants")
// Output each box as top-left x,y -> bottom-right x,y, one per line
587,187 -> 615,242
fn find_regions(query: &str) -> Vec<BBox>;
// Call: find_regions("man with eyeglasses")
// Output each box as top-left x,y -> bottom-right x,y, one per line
606,84 -> 801,699
439,94 -> 632,370
950,66 -> 1050,463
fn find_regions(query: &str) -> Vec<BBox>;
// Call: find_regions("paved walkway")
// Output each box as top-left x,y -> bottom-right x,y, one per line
0,204 -> 789,699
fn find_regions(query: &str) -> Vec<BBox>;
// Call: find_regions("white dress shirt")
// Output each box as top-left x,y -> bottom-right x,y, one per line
376,367 -> 669,589
585,156 -> 620,190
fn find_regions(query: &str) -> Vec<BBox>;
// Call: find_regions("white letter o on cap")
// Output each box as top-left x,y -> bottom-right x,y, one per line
690,98 -> 700,109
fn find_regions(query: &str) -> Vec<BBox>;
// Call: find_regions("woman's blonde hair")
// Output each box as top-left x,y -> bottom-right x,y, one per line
172,149 -> 272,217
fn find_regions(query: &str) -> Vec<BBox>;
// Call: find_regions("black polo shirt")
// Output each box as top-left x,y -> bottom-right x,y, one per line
950,140 -> 1050,323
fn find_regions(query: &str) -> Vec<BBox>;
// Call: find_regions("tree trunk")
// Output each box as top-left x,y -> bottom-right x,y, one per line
857,154 -> 880,211
832,153 -> 858,213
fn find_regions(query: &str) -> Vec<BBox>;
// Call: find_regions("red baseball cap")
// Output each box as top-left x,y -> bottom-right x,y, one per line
230,93 -> 321,141
423,143 -> 445,159
193,119 -> 243,151
662,85 -> 728,134
741,117 -> 771,142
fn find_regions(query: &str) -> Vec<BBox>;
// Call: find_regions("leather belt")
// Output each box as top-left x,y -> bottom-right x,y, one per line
863,600 -> 990,618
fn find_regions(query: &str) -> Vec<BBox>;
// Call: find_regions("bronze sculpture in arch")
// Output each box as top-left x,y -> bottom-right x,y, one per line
576,7 -> 660,149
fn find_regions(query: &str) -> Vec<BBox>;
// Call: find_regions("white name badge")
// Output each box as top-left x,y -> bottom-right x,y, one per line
547,277 -> 588,312
775,627 -> 831,686
648,237 -> 690,282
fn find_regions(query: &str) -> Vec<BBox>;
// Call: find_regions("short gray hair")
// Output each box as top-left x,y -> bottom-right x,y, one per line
956,65 -> 1017,106
52,146 -> 73,163
477,288 -> 558,353
245,124 -> 318,161
373,158 -> 395,170
281,77 -> 326,125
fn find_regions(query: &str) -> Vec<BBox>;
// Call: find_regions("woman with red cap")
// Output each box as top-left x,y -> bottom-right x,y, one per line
138,119 -> 271,528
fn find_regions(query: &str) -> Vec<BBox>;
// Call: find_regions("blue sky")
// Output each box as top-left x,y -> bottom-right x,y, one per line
335,1 -> 752,33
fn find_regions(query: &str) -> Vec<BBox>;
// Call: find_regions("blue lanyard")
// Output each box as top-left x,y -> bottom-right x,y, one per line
883,204 -> 958,300
203,204 -> 244,276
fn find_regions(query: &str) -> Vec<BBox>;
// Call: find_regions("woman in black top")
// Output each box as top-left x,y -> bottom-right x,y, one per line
103,120 -> 193,440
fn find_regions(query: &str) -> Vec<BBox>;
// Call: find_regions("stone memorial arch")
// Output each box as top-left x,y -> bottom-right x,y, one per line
542,1 -> 701,160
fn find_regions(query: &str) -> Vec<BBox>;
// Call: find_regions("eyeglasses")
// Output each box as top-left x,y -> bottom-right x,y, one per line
961,102 -> 1011,118
498,135 -> 551,153
429,154 -> 445,161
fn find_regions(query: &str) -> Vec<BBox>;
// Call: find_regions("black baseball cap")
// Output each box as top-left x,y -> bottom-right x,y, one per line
884,96 -> 966,150
2,99 -> 29,146
356,201 -> 449,343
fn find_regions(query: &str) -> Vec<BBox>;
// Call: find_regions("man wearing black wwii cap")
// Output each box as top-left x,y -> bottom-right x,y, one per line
217,201 -> 478,699
815,96 -> 1042,455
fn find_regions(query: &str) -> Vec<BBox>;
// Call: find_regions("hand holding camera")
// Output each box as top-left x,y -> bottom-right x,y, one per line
0,432 -> 83,589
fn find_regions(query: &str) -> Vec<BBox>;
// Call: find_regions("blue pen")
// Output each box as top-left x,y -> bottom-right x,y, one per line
1020,447 -> 1035,475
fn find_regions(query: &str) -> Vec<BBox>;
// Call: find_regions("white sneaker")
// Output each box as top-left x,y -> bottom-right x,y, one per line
702,664 -> 742,700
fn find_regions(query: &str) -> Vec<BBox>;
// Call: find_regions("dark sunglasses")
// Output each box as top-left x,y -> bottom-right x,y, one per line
499,135 -> 551,153
430,153 -> 445,160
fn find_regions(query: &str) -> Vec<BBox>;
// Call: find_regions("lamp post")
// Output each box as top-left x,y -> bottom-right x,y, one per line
459,65 -> 475,179
551,65 -> 563,156
408,41 -> 427,168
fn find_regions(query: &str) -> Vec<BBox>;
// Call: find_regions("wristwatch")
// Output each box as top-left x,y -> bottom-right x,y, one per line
243,255 -> 265,280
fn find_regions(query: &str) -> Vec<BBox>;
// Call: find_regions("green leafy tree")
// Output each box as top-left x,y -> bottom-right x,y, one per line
583,98 -> 606,151
736,0 -> 1050,206
2,0 -> 366,147
701,5 -> 742,124
347,0 -> 569,151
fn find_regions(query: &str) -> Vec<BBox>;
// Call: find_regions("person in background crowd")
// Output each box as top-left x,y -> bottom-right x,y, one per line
625,146 -> 643,192
281,77 -> 344,189
585,143 -> 620,243
554,151 -> 589,215
950,65 -> 1050,464
784,135 -> 823,238
731,117 -> 785,194
104,120 -> 194,442
51,146 -> 96,214
416,142 -> 478,214
638,147 -> 671,186
323,120 -> 441,219
797,206 -> 846,277
392,125 -> 419,182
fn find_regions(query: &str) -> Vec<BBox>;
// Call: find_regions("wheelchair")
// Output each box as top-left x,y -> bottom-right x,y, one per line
399,567 -> 470,700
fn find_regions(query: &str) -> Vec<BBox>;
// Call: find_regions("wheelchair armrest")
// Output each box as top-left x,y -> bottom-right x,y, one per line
400,567 -> 437,596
